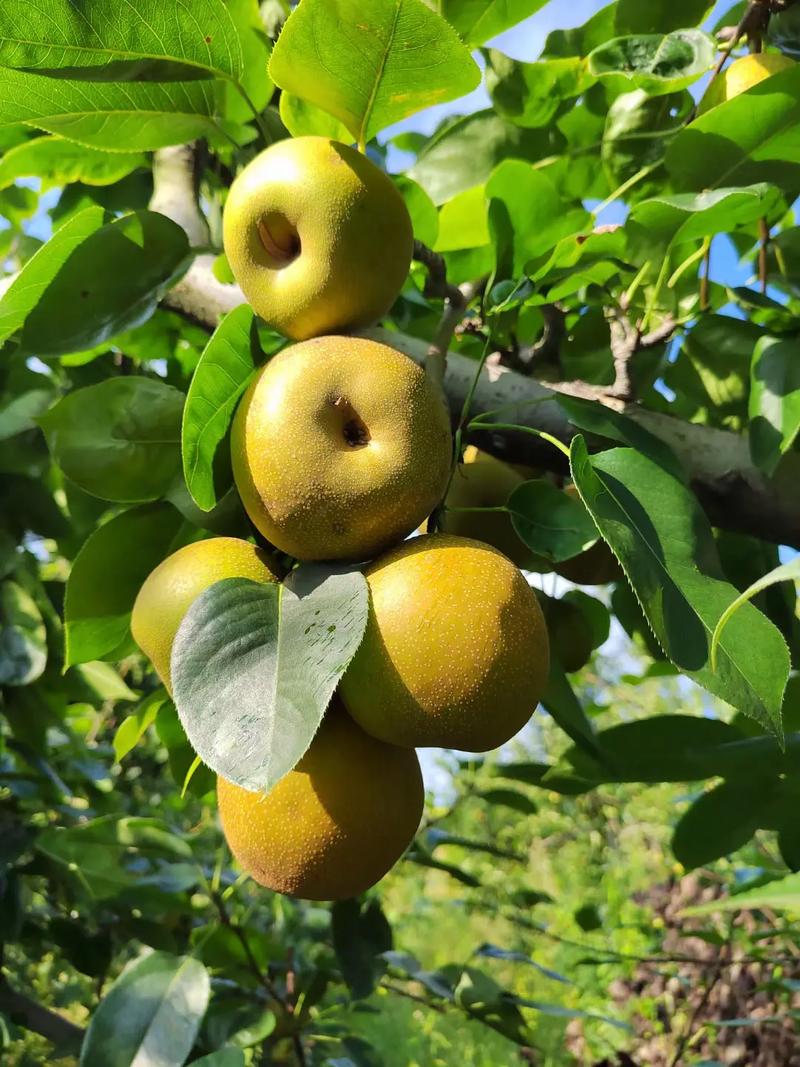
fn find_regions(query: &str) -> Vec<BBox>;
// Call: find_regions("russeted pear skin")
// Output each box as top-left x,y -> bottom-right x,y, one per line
131,537 -> 281,692
433,446 -> 552,571
339,534 -> 550,751
217,704 -> 424,900
223,136 -> 413,340
231,336 -> 453,562
699,52 -> 794,114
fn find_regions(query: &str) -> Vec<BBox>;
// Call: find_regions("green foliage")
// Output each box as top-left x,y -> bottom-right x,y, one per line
1,0 -> 800,1062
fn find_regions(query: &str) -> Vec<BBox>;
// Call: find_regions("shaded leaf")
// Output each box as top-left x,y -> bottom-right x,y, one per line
0,580 -> 47,686
749,334 -> 800,474
486,51 -> 590,129
64,505 -> 185,666
588,30 -> 715,97
435,0 -> 549,46
569,437 -> 789,733
0,137 -> 146,190
615,0 -> 715,34
80,951 -> 210,1067
182,305 -> 264,512
509,479 -> 599,563
673,779 -> 781,868
332,898 -> 392,999
40,378 -> 184,503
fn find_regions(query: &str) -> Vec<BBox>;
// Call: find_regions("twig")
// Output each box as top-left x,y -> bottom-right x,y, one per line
667,938 -> 730,1067
0,975 -> 84,1050
211,890 -> 283,1004
605,306 -> 677,402
701,241 -> 712,311
412,240 -> 484,384
381,979 -> 447,1013
517,304 -> 566,375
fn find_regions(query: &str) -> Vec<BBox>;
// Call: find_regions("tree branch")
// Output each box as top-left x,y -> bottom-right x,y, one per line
412,241 -> 481,384
151,146 -> 800,551
0,976 -> 84,1050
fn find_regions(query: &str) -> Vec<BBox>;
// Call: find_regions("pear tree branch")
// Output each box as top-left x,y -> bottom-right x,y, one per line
411,240 -> 483,384
0,973 -> 84,1051
151,146 -> 800,551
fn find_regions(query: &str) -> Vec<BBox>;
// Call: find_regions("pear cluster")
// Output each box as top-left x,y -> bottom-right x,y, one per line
132,137 -> 561,901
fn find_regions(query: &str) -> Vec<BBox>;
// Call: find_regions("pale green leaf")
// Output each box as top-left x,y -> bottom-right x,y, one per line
711,559 -> 800,672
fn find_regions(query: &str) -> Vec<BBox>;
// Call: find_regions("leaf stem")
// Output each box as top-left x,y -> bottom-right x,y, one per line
468,420 -> 571,459
233,81 -> 272,146
591,162 -> 660,218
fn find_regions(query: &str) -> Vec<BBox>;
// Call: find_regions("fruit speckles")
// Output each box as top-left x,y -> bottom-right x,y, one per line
217,703 -> 423,900
339,534 -> 550,751
230,335 -> 452,562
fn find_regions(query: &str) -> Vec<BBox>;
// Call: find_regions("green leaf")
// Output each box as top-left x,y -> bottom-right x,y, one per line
73,661 -> 138,703
155,700 -> 216,797
711,559 -> 800,671
454,967 -> 531,1045
0,206 -> 105,348
394,175 -> 438,248
602,89 -> 691,193
409,110 -> 562,205
37,815 -> 193,899
684,871 -> 800,914
569,437 -> 790,733
223,0 -> 273,124
588,30 -> 715,97
0,579 -> 47,686
19,210 -> 190,356
669,315 -> 761,425
64,504 -> 185,667
541,664 -> 599,755
477,788 -> 537,815
80,951 -> 210,1067
627,185 -> 781,253
269,0 -> 480,148
278,92 -> 351,140
672,779 -> 780,869
556,395 -> 683,476
666,64 -> 800,192
0,137 -> 146,191
435,0 -> 549,46
182,306 -> 262,513
749,334 -> 800,475
615,0 -> 715,34
0,67 -> 226,152
190,1052 -> 245,1067
332,898 -> 393,999
486,51 -> 591,129
172,567 -> 369,792
0,0 -> 242,81
0,388 -> 56,441
509,480 -> 599,563
40,377 -> 184,503
114,691 -> 167,768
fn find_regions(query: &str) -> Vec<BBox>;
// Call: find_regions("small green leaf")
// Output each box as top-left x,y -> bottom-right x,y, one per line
18,210 -> 190,356
65,505 -> 185,666
0,580 -> 47,687
278,92 -> 351,140
332,898 -> 393,999
114,690 -> 168,763
509,479 -> 599,563
0,68 -> 227,152
477,788 -> 537,814
0,0 -> 242,81
172,567 -> 369,792
615,0 -> 714,34
409,110 -> 562,205
589,30 -> 715,97
486,51 -> 591,129
182,306 -> 263,512
394,175 -> 439,248
541,664 -> 599,755
749,334 -> 800,475
269,0 -> 480,147
673,779 -> 780,869
436,0 -> 549,46
80,951 -> 210,1067
569,437 -> 789,734
627,184 -> 781,253
0,137 -> 146,190
684,871 -> 800,914
666,64 -> 800,192
0,206 -> 105,347
40,378 -> 184,503
711,559 -> 800,671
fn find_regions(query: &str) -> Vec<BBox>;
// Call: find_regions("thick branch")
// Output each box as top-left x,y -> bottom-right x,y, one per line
0,977 -> 84,1050
152,149 -> 800,550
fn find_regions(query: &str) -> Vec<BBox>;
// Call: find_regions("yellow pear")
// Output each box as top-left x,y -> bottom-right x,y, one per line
223,136 -> 413,340
699,52 -> 794,115
339,534 -> 549,751
131,537 -> 281,692
554,486 -> 622,586
231,335 -> 453,562
433,446 -> 552,571
217,703 -> 423,900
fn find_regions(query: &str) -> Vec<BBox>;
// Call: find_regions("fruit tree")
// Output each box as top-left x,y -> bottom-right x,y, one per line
2,0 -> 800,1064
